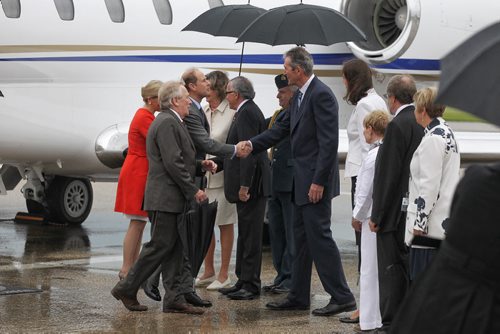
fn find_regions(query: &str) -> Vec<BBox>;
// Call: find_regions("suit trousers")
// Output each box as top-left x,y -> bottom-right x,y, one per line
267,191 -> 294,288
376,218 -> 409,328
235,196 -> 267,294
287,196 -> 355,306
114,211 -> 192,308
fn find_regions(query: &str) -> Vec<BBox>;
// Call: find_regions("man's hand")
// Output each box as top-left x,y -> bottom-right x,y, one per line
369,219 -> 379,232
194,190 -> 208,203
236,141 -> 252,158
308,183 -> 324,203
413,228 -> 426,236
351,218 -> 362,232
238,186 -> 250,202
201,160 -> 217,174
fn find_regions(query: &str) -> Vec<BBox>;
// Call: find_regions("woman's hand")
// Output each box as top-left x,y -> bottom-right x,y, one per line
351,218 -> 362,232
201,160 -> 217,174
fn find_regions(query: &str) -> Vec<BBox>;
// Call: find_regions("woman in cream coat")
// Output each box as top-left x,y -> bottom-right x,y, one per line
196,71 -> 237,290
406,87 -> 460,280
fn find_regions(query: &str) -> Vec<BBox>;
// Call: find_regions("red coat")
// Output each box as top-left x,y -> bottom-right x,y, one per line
114,108 -> 154,217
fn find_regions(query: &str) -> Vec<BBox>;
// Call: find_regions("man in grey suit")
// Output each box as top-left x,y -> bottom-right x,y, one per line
111,81 -> 216,315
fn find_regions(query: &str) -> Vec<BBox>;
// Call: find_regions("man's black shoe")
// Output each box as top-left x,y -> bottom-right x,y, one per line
142,281 -> 161,302
271,285 -> 290,294
262,283 -> 277,292
312,300 -> 356,316
218,284 -> 241,295
185,292 -> 212,307
266,299 -> 309,310
227,289 -> 259,300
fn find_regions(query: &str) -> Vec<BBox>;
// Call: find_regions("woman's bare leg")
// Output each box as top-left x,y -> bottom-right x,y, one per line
218,223 -> 234,282
120,219 -> 147,277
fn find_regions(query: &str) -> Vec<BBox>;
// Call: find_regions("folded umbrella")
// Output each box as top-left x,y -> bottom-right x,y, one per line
182,200 -> 218,277
436,21 -> 500,127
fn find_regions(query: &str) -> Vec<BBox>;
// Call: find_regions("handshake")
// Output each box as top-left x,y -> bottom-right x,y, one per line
235,140 -> 253,158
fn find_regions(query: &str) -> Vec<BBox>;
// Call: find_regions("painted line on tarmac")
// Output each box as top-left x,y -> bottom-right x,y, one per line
0,255 -> 122,272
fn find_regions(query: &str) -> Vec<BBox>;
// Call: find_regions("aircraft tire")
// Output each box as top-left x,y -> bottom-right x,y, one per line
47,176 -> 93,225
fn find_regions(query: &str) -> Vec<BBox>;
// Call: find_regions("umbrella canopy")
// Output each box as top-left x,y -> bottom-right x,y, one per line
183,200 -> 218,277
182,4 -> 266,38
436,21 -> 500,127
237,3 -> 366,46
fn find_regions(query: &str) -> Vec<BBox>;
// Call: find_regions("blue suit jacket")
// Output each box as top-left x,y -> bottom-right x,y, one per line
251,76 -> 340,206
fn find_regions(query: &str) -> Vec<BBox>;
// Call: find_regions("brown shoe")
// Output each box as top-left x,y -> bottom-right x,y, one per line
111,287 -> 148,311
163,302 -> 205,315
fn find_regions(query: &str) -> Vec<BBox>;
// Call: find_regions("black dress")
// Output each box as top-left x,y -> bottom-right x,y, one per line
390,163 -> 500,334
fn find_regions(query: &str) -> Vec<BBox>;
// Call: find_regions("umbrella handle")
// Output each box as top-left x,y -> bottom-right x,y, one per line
239,42 -> 245,76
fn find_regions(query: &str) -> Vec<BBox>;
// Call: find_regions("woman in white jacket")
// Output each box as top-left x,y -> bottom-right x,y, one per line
341,59 -> 388,324
348,110 -> 390,332
406,87 -> 460,280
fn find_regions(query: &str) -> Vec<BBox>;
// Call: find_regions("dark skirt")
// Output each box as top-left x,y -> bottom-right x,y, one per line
391,242 -> 500,334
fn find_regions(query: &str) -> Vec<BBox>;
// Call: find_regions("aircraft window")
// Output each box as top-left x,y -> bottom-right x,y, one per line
1,0 -> 21,18
104,0 -> 125,23
208,0 -> 224,8
152,0 -> 172,25
53,0 -> 74,21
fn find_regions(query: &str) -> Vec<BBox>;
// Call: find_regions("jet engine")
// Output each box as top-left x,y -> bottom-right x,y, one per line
340,0 -> 421,64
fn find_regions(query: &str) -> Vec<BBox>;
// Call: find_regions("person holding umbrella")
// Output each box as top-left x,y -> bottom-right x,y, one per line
240,46 -> 356,316
111,80 -> 217,315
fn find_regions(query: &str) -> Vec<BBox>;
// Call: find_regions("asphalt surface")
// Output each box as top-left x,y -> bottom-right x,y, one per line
0,177 -> 361,333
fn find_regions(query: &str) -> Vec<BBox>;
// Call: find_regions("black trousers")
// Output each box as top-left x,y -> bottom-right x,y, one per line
115,211 -> 192,308
235,196 -> 267,294
377,220 -> 409,328
287,196 -> 355,306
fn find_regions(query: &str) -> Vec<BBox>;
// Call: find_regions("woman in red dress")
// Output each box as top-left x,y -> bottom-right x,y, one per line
114,80 -> 162,279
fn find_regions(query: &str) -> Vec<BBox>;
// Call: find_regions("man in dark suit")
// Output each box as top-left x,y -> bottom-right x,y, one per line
368,74 -> 423,331
144,68 -> 239,306
262,74 -> 297,294
240,47 -> 356,316
217,76 -> 271,300
111,81 -> 216,315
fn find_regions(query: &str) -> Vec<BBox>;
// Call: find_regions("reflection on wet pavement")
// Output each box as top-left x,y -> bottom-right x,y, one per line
0,183 -> 359,333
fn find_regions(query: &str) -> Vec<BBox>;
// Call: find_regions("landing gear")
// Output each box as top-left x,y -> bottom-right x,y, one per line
24,175 -> 93,225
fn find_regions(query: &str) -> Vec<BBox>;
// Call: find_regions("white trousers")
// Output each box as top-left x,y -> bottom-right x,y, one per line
359,220 -> 382,330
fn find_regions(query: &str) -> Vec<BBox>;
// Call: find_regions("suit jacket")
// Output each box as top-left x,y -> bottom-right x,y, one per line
266,108 -> 293,193
143,110 -> 200,213
184,102 -> 234,160
371,105 -> 424,233
223,100 -> 271,203
251,76 -> 340,206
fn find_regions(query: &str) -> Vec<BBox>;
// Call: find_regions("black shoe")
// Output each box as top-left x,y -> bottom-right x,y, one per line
218,284 -> 241,295
312,300 -> 356,316
262,283 -> 277,292
266,299 -> 309,310
271,285 -> 290,294
339,315 -> 360,323
185,292 -> 212,307
227,289 -> 259,300
142,281 -> 161,302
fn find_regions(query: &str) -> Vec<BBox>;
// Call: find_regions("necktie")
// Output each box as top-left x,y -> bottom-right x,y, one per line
297,91 -> 303,107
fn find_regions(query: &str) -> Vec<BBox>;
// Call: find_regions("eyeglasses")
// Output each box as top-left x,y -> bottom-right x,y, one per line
383,93 -> 391,99
225,90 -> 235,95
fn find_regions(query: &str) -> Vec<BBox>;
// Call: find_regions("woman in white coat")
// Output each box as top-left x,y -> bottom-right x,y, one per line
406,87 -> 460,280
349,110 -> 390,332
341,59 -> 388,324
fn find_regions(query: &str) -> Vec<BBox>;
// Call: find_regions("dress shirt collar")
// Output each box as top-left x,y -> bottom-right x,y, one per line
394,103 -> 414,117
236,99 -> 249,113
169,108 -> 183,122
299,74 -> 315,96
189,96 -> 202,110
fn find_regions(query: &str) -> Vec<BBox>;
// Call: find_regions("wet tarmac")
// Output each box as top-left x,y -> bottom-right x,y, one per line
0,181 -> 361,333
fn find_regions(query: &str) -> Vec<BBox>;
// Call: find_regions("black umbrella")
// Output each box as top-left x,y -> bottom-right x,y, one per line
237,2 -> 366,46
182,200 -> 218,277
182,4 -> 267,75
436,21 -> 500,127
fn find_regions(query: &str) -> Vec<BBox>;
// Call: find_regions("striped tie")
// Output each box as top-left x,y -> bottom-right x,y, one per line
297,91 -> 303,107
